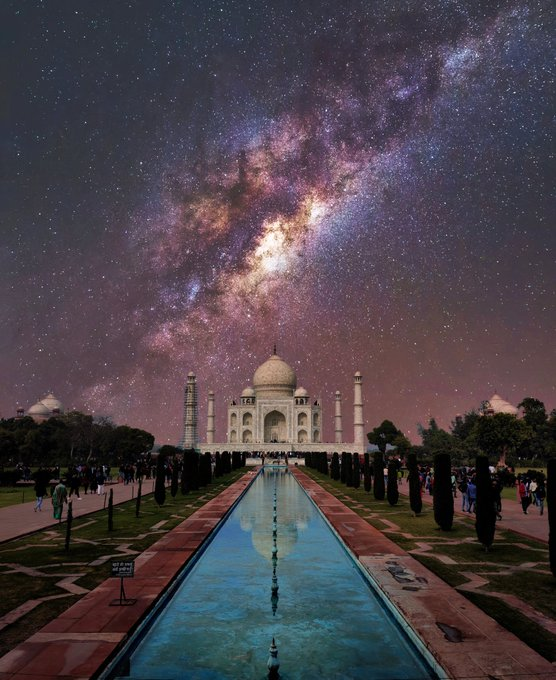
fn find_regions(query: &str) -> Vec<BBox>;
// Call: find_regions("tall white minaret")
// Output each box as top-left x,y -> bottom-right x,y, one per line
353,371 -> 364,446
207,390 -> 215,444
180,372 -> 199,449
334,391 -> 343,444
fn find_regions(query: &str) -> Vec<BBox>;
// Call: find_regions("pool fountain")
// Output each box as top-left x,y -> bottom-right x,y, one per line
102,468 -> 439,679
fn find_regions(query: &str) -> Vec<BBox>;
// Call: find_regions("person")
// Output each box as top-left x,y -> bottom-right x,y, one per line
466,478 -> 477,513
96,468 -> 106,495
529,478 -> 538,506
458,477 -> 469,512
535,481 -> 546,516
34,476 -> 47,512
52,479 -> 68,521
518,478 -> 530,514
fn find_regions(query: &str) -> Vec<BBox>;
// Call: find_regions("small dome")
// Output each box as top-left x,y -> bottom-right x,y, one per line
241,387 -> 256,398
294,387 -> 308,397
28,402 -> 50,416
40,393 -> 64,413
253,353 -> 297,397
485,393 -> 518,416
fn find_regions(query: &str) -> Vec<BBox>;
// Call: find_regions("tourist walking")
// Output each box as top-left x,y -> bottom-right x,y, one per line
34,476 -> 47,512
518,478 -> 530,514
535,481 -> 546,515
458,477 -> 469,511
96,469 -> 106,495
51,479 -> 68,521
466,478 -> 477,513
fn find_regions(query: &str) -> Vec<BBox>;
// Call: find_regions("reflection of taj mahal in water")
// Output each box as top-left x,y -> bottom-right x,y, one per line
180,349 -> 365,455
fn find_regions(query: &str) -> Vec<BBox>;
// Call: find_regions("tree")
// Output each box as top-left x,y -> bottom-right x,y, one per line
363,453 -> 371,492
419,417 -> 466,463
373,452 -> 385,500
170,456 -> 179,497
548,459 -> 556,578
518,398 -> 547,431
433,453 -> 453,531
386,461 -> 399,506
154,454 -> 166,506
407,453 -> 422,515
367,420 -> 401,453
475,456 -> 496,551
330,452 -> 340,480
353,454 -> 361,489
451,411 -> 481,441
345,452 -> 353,487
473,413 -> 531,466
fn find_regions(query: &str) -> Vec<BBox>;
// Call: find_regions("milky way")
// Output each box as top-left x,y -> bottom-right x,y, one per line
2,0 -> 554,443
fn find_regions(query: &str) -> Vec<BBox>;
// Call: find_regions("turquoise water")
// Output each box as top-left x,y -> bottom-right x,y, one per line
106,468 -> 437,679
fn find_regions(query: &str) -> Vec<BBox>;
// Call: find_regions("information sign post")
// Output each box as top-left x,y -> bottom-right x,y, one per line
110,560 -> 136,606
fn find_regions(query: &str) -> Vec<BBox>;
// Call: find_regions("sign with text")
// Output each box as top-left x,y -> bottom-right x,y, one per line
111,560 -> 135,578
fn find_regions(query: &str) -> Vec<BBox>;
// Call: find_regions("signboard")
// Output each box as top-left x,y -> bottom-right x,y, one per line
111,560 -> 135,578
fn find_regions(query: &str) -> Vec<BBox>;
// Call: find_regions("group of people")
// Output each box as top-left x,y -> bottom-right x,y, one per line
33,464 -> 113,520
517,475 -> 546,515
411,464 -> 547,522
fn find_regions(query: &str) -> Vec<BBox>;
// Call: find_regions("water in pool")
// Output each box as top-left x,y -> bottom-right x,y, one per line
106,468 -> 437,679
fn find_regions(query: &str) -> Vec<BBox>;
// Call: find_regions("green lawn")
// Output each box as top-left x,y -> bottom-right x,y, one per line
0,487 -> 34,509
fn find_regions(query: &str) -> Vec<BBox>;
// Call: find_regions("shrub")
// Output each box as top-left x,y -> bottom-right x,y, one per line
387,461 -> 399,506
373,452 -> 385,501
433,453 -> 453,531
475,455 -> 496,550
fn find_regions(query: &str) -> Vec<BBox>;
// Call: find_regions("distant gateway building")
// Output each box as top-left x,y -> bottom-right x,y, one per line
181,350 -> 365,455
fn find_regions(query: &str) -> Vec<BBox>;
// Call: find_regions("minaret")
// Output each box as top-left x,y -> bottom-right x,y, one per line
334,391 -> 343,444
180,372 -> 198,449
206,390 -> 215,444
353,371 -> 364,446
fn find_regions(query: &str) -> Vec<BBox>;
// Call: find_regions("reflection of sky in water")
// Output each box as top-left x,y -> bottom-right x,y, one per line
111,469 -> 435,679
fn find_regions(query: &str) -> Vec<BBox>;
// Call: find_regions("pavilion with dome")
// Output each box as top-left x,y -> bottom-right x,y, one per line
182,348 -> 366,456
17,393 -> 65,422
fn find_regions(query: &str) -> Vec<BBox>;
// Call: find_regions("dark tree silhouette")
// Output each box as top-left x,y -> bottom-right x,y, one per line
407,453 -> 422,515
170,457 -> 179,497
330,452 -> 340,480
373,452 -> 385,500
387,461 -> 399,506
547,458 -> 556,577
107,487 -> 114,530
353,454 -> 361,489
135,477 -> 142,517
475,455 -> 496,551
345,452 -> 354,487
363,453 -> 372,493
433,453 -> 453,531
154,454 -> 166,506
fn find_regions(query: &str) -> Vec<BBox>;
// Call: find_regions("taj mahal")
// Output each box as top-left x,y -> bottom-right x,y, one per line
180,349 -> 366,456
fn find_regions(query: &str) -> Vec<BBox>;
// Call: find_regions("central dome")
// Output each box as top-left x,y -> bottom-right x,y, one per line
253,353 -> 297,397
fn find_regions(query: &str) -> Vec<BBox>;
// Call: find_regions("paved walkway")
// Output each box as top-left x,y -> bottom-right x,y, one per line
0,481 -> 155,544
399,480 -> 549,543
0,469 -> 553,679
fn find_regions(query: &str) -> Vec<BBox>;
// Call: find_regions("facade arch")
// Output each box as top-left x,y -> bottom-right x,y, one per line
264,410 -> 287,443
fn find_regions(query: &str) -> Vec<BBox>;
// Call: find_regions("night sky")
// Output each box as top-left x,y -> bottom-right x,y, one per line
2,0 -> 554,444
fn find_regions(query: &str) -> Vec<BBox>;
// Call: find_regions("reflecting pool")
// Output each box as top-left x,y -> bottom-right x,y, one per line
105,468 -> 437,679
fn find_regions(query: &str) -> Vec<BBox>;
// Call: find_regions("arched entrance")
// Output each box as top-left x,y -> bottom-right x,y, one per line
264,410 -> 287,443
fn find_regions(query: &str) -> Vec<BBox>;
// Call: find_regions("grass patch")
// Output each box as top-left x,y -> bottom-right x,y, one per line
464,591 -> 556,662
0,488 -> 31,509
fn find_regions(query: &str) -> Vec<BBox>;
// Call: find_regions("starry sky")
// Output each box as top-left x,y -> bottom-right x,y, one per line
2,0 -> 554,444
